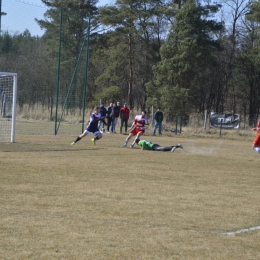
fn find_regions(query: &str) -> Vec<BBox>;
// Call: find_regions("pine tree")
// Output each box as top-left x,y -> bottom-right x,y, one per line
147,0 -> 223,117
98,0 -> 169,109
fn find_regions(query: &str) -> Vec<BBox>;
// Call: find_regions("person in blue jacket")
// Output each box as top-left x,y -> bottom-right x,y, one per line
152,108 -> 164,136
111,102 -> 120,133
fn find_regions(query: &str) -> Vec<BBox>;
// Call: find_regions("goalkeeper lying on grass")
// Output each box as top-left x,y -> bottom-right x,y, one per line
71,106 -> 107,146
135,139 -> 183,152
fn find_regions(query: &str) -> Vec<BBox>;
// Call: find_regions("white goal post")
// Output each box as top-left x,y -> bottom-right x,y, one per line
0,72 -> 18,142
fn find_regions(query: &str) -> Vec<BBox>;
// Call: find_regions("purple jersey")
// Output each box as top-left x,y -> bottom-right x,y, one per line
86,113 -> 101,133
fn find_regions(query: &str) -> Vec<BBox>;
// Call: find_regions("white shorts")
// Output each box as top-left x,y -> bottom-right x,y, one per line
254,147 -> 260,154
84,129 -> 101,136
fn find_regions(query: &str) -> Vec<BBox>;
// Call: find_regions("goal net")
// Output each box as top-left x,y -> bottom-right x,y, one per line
0,72 -> 17,142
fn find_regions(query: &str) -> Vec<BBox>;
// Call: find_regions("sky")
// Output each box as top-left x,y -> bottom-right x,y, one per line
1,0 -> 248,37
1,0 -> 114,36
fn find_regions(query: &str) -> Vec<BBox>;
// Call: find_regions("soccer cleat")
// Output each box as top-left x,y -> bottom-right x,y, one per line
178,144 -> 183,149
123,140 -> 128,147
171,147 -> 176,152
91,138 -> 96,145
71,142 -> 75,146
123,141 -> 128,147
130,144 -> 134,148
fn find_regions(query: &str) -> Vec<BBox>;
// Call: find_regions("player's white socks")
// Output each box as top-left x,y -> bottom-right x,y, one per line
131,138 -> 138,147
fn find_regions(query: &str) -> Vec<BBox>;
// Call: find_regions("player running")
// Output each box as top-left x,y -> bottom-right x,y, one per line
123,110 -> 149,148
71,106 -> 106,146
251,119 -> 260,154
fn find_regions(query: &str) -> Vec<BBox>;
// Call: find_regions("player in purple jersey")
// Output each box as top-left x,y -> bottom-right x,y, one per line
71,106 -> 106,146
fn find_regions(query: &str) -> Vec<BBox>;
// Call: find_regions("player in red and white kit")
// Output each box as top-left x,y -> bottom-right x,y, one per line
251,119 -> 260,154
123,110 -> 149,148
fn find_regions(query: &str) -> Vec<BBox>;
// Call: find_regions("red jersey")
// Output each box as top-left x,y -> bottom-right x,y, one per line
253,120 -> 260,146
253,135 -> 260,147
257,120 -> 260,131
120,107 -> 130,119
133,115 -> 149,131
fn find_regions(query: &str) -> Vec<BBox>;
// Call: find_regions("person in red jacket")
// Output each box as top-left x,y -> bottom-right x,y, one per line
120,103 -> 130,134
251,119 -> 260,154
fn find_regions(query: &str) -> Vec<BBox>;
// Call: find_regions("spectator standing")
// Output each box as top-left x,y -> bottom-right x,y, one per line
106,103 -> 113,133
111,102 -> 120,133
98,103 -> 107,133
123,110 -> 149,148
120,103 -> 130,134
152,108 -> 164,136
117,101 -> 121,110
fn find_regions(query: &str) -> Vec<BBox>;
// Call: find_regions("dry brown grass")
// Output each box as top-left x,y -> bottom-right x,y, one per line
0,120 -> 260,259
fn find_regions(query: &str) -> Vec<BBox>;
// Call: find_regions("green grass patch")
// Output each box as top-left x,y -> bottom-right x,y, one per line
0,123 -> 259,259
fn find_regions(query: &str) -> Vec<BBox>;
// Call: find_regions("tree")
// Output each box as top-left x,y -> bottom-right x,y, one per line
217,0 -> 250,113
0,31 -> 53,109
147,0 -> 223,118
98,0 -> 171,109
36,0 -> 98,112
231,1 -> 260,125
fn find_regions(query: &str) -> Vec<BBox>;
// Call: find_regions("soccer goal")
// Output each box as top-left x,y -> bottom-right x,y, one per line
0,72 -> 17,142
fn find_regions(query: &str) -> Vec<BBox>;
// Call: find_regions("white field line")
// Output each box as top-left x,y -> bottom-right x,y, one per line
1,210 -> 260,236
224,226 -> 260,236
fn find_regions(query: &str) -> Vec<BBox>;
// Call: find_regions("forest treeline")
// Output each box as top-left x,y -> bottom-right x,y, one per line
0,0 -> 260,125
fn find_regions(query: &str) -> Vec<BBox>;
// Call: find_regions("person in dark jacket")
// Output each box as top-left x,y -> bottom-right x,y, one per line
111,102 -> 120,133
152,108 -> 164,136
98,103 -> 107,133
106,103 -> 113,133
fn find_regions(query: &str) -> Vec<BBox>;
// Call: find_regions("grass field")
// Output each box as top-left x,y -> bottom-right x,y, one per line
0,122 -> 260,259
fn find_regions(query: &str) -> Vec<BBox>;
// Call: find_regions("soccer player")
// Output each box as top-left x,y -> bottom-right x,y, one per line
71,106 -> 106,146
123,110 -> 149,148
251,119 -> 260,154
135,138 -> 183,152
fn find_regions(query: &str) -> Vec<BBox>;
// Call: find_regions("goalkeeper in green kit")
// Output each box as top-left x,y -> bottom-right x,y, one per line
135,139 -> 183,152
